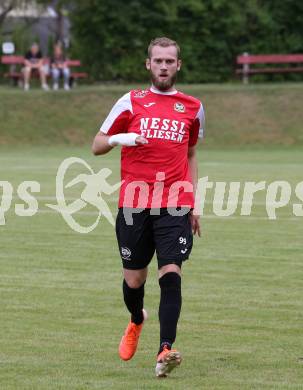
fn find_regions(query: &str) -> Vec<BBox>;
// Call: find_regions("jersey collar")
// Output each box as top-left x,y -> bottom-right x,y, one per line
150,85 -> 178,95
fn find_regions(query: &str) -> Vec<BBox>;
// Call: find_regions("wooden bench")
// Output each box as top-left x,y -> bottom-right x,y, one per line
1,55 -> 24,85
236,53 -> 303,83
1,55 -> 88,86
64,60 -> 88,86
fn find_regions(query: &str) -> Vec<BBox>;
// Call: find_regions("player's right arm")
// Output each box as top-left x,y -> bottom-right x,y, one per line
92,132 -> 147,155
92,92 -> 147,155
92,132 -> 114,155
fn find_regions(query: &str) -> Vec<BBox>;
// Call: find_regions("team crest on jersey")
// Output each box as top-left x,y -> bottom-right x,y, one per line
174,102 -> 186,113
134,89 -> 149,98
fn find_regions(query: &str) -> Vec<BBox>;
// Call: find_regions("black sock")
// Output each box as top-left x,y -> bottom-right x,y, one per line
123,279 -> 145,325
158,341 -> 172,355
158,272 -> 182,354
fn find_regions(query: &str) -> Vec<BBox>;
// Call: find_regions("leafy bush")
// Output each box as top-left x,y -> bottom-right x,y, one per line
59,0 -> 303,82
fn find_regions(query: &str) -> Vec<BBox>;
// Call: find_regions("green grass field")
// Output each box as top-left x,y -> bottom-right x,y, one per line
0,84 -> 303,389
0,145 -> 302,389
0,83 -> 303,146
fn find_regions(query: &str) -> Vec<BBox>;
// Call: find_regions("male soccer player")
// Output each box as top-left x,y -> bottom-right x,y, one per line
92,37 -> 204,377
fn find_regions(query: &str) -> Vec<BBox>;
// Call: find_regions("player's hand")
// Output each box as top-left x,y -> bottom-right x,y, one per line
135,136 -> 148,145
190,211 -> 201,237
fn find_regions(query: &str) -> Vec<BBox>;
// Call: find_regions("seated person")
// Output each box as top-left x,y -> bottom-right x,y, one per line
23,43 -> 49,91
51,43 -> 70,90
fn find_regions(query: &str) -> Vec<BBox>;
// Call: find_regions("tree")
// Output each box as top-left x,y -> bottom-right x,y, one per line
0,1 -> 21,27
70,0 -> 303,82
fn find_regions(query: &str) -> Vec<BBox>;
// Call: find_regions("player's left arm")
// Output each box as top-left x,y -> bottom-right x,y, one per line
188,145 -> 201,237
188,101 -> 205,237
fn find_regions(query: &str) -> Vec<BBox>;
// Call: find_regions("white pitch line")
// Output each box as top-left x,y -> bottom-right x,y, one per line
202,162 -> 302,168
2,195 -> 301,207
4,208 -> 301,221
4,195 -> 119,202
0,160 -> 301,168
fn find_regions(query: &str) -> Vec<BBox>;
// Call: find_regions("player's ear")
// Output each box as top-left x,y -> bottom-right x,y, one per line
146,58 -> 151,70
177,59 -> 182,71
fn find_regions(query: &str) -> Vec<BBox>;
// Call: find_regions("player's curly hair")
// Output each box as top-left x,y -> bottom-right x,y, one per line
148,37 -> 180,59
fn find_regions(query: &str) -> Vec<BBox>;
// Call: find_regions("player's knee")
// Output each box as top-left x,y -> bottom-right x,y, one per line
159,263 -> 181,278
124,277 -> 145,289
123,267 -> 147,289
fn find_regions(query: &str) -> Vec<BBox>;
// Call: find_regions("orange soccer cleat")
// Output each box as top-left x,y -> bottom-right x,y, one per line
119,309 -> 147,361
155,346 -> 182,377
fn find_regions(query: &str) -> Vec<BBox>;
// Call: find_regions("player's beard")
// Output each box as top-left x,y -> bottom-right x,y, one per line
150,70 -> 177,92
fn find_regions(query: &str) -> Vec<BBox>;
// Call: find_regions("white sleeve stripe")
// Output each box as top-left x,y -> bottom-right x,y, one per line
100,92 -> 133,134
195,102 -> 205,138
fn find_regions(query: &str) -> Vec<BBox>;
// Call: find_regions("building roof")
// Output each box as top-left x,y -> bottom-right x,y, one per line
0,1 -> 56,18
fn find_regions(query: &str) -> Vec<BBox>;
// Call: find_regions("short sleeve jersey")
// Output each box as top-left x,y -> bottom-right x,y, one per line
100,86 -> 205,209
25,50 -> 42,64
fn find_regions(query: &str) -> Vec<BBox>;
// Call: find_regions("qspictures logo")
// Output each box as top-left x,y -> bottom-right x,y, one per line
46,157 -> 121,233
0,157 -> 303,233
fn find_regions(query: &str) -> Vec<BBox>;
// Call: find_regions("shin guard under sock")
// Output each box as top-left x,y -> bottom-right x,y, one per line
123,279 -> 145,325
158,272 -> 182,354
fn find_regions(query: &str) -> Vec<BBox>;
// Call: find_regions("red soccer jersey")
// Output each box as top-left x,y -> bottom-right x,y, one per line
100,86 -> 205,208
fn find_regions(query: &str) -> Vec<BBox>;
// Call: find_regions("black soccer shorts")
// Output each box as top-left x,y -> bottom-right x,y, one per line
115,208 -> 193,270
